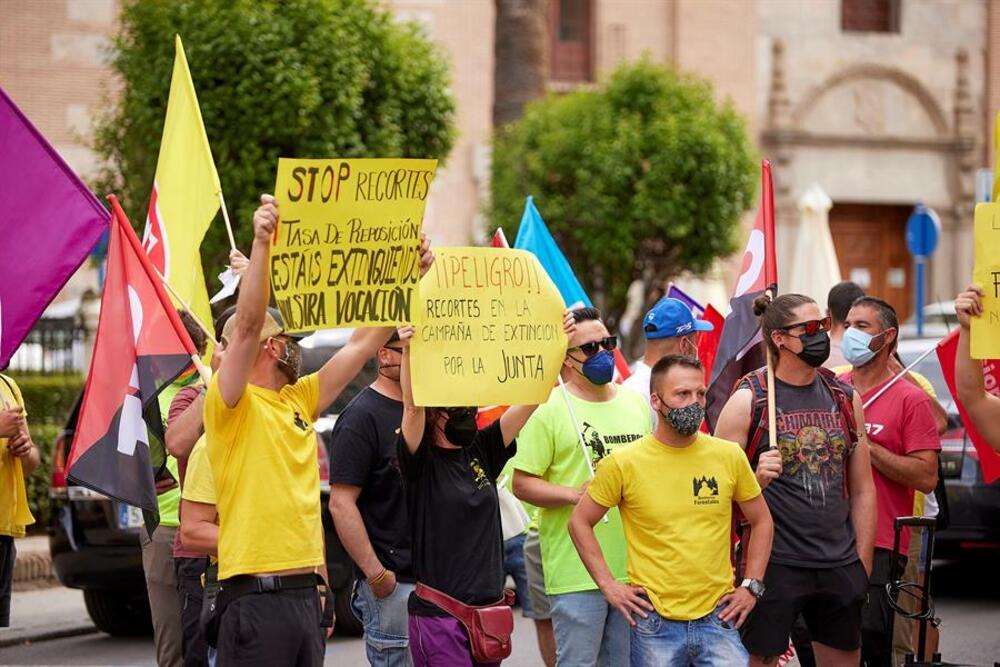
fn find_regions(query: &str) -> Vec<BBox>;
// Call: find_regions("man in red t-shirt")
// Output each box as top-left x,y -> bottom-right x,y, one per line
838,296 -> 939,667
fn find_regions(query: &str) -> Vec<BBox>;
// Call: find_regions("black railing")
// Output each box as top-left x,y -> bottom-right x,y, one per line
8,317 -> 86,375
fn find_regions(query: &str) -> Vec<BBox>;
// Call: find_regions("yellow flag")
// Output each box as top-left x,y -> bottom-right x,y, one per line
141,35 -> 220,341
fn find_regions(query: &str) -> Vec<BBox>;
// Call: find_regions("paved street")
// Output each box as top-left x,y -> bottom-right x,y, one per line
1,557 -> 998,666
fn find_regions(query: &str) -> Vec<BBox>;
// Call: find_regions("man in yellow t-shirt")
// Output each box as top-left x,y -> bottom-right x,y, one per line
0,374 -> 40,627
568,355 -> 774,666
204,195 -> 434,665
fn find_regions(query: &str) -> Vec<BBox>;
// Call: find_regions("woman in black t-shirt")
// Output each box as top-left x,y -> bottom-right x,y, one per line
395,319 -> 570,667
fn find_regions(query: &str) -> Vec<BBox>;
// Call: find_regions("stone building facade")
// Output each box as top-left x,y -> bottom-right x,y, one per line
2,0 -> 1000,318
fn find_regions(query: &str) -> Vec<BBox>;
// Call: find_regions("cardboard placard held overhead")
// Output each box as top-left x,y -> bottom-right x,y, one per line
972,202 -> 1000,359
410,247 -> 567,407
271,158 -> 437,332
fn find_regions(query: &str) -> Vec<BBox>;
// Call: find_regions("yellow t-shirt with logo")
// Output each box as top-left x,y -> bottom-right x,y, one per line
589,432 -> 761,621
181,436 -> 215,505
0,375 -> 35,537
204,372 -> 324,580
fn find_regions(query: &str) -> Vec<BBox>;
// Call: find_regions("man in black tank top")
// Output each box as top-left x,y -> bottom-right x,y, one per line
716,294 -> 876,667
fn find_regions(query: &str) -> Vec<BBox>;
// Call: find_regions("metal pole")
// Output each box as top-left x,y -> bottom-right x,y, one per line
916,255 -> 926,338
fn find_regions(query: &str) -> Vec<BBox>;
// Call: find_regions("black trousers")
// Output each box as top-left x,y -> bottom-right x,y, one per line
175,557 -> 210,667
216,586 -> 324,667
0,536 -> 14,627
861,548 -> 907,667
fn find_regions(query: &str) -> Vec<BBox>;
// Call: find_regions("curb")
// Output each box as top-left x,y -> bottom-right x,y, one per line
0,624 -> 98,649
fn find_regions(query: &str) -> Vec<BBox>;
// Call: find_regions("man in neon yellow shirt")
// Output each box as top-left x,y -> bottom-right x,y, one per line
0,373 -> 40,627
512,307 -> 652,666
569,355 -> 773,666
204,194 -> 434,665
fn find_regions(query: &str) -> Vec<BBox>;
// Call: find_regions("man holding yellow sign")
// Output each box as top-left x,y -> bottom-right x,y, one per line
271,158 -> 437,333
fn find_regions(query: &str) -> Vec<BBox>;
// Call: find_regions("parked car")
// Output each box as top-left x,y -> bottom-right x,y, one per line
896,337 -> 1000,557
47,395 -> 365,637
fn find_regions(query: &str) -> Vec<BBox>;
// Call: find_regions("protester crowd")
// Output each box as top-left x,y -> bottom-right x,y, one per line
3,192 -> 1000,667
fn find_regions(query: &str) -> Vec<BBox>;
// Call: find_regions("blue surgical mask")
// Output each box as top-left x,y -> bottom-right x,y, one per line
842,327 -> 887,368
579,350 -> 615,385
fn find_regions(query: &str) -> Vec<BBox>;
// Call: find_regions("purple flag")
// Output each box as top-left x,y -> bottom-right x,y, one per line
0,87 -> 109,367
666,284 -> 705,317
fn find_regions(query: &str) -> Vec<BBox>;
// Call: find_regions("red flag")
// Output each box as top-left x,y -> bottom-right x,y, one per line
67,196 -> 198,523
491,228 -> 510,248
761,160 -> 778,291
936,330 -> 1000,483
698,304 -> 725,383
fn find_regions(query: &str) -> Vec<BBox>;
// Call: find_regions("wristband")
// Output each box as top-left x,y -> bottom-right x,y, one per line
369,568 -> 389,586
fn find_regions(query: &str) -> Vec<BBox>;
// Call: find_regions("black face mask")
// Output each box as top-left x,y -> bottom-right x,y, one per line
795,331 -> 831,368
443,408 -> 478,448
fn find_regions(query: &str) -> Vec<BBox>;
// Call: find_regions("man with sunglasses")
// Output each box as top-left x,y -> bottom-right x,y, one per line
512,307 -> 653,667
715,293 -> 877,667
622,298 -> 713,421
837,297 -> 939,667
328,331 -> 412,667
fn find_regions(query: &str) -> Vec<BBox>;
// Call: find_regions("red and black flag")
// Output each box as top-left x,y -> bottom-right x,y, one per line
67,196 -> 199,529
706,161 -> 778,430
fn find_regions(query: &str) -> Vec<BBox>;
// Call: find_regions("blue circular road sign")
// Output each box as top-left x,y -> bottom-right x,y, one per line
905,204 -> 940,257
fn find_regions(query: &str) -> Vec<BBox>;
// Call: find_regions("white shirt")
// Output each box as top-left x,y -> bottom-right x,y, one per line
622,361 -> 656,425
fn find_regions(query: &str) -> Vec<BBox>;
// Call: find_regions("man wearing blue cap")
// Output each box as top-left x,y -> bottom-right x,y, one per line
623,298 -> 714,417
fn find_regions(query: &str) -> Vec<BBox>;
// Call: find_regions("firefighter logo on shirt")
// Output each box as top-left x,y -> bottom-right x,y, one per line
292,411 -> 310,432
469,458 -> 490,490
693,475 -> 720,506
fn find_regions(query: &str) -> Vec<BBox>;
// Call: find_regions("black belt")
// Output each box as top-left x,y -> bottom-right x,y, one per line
218,574 -> 334,628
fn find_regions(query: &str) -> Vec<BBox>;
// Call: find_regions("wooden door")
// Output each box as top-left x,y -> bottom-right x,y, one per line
549,0 -> 593,82
829,203 -> 913,320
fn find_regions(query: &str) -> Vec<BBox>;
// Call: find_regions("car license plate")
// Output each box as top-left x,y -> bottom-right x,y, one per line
117,503 -> 144,530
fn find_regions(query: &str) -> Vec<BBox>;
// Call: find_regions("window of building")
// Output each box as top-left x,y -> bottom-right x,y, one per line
841,0 -> 901,33
549,0 -> 593,83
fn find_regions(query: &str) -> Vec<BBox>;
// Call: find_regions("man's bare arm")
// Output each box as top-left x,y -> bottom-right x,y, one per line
329,485 -> 383,579
165,394 -> 205,459
512,469 -> 586,507
216,196 -> 277,408
179,500 -> 218,556
869,447 -> 938,495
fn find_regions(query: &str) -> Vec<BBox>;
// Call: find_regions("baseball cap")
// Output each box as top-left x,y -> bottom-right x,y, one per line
221,307 -> 302,345
642,297 -> 714,340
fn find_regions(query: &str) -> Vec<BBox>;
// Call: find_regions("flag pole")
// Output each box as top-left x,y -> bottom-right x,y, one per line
150,265 -> 217,385
761,160 -> 779,451
765,290 -> 779,451
219,191 -> 237,252
861,346 -> 938,411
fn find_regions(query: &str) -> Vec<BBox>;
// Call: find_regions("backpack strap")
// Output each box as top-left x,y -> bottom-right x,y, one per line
816,368 -> 859,454
739,368 -> 770,468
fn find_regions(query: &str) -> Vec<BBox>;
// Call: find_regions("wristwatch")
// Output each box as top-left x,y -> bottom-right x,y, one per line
740,578 -> 766,599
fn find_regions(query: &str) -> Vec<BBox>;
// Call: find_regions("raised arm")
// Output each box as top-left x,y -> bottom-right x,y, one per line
955,285 -> 1000,451
314,327 -> 393,419
848,392 -> 877,574
216,195 -> 276,408
397,325 -> 425,454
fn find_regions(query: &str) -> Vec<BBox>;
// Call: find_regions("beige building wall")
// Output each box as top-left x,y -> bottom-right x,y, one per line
989,0 -> 1000,170
388,0 -> 495,245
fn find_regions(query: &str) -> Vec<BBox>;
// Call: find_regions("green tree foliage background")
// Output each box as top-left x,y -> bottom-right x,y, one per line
95,0 -> 456,281
490,61 -> 757,333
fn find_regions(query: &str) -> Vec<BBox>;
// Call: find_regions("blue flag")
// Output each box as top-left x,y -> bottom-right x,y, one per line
514,196 -> 592,309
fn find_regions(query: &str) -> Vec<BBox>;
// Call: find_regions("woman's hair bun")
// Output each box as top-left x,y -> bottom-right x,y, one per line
752,293 -> 772,318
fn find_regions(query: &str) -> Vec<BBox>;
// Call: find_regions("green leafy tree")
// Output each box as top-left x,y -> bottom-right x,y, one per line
95,0 -> 455,281
490,60 -> 756,344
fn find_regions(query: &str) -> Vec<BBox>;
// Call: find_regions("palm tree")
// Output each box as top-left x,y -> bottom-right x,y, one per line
493,0 -> 549,127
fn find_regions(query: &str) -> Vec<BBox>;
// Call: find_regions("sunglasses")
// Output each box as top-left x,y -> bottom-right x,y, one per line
444,407 -> 477,419
570,336 -> 619,358
383,346 -> 404,354
779,317 -> 832,336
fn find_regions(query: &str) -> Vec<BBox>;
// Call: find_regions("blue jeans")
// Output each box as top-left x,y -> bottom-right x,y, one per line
503,533 -> 533,617
550,590 -> 630,667
630,606 -> 749,667
352,578 -> 415,667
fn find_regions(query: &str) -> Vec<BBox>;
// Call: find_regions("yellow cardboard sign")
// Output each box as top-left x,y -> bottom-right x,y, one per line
410,247 -> 567,407
271,158 -> 437,332
972,202 -> 1000,359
